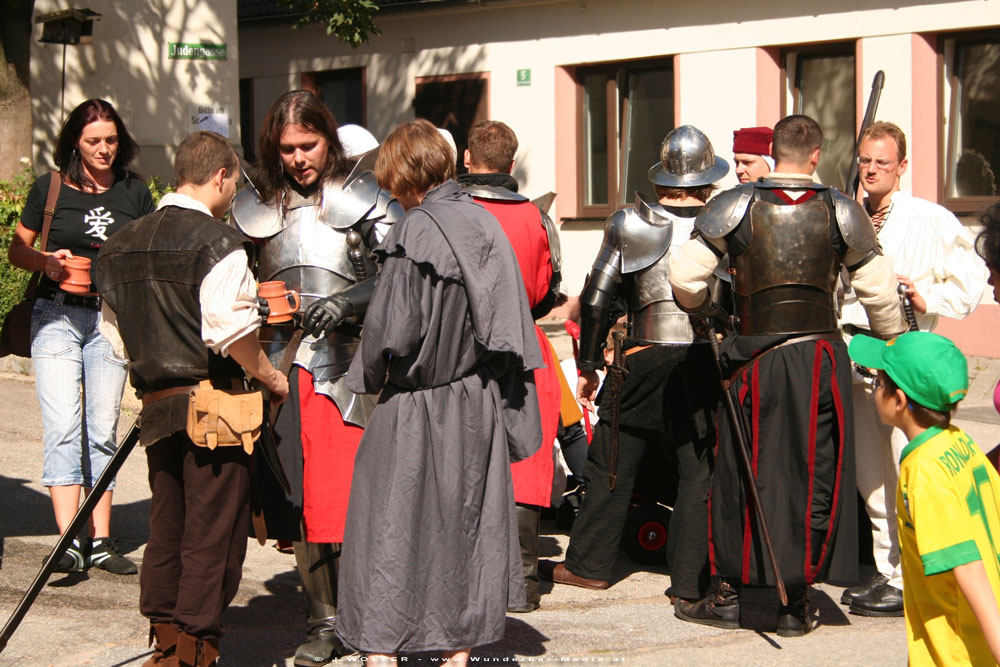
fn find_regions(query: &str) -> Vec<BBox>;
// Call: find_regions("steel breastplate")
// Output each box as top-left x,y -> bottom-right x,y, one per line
256,204 -> 378,427
732,199 -> 841,336
625,212 -> 697,344
257,206 -> 377,307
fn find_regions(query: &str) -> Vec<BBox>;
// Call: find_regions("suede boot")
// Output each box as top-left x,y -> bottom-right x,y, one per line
176,633 -> 219,667
292,541 -> 352,666
142,622 -> 179,667
508,504 -> 541,613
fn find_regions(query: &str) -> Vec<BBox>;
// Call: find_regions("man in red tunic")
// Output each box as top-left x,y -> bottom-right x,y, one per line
458,120 -> 563,612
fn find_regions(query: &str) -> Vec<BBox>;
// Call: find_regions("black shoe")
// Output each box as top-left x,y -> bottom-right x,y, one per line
52,537 -> 87,573
777,592 -> 817,637
840,571 -> 889,605
507,599 -> 540,613
294,618 -> 354,666
88,537 -> 138,575
849,582 -> 903,617
674,587 -> 740,630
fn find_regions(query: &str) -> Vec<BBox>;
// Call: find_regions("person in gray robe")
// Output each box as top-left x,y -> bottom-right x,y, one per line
336,119 -> 543,662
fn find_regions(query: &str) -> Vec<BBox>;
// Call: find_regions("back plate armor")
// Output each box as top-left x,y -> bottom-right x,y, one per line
625,202 -> 702,344
593,195 -> 703,344
731,188 -> 842,335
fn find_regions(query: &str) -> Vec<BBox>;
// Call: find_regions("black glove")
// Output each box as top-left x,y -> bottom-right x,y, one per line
300,294 -> 354,338
256,296 -> 270,324
678,293 -> 731,340
688,302 -> 731,340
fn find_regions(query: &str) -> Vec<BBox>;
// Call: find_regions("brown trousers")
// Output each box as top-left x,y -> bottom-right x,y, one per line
139,432 -> 251,638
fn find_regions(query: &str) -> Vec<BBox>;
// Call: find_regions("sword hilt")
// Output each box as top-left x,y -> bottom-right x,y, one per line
898,283 -> 919,332
346,230 -> 369,281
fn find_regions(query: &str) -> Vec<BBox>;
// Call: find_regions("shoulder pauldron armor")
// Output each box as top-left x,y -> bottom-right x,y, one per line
612,195 -> 674,274
831,189 -> 880,253
694,183 -> 755,238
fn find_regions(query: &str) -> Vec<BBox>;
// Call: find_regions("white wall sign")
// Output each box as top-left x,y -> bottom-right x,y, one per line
188,104 -> 232,138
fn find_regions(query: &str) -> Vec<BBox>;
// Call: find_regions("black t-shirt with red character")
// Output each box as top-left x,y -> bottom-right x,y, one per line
20,172 -> 155,290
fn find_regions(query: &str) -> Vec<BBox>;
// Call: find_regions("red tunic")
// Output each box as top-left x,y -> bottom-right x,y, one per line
477,197 -> 561,507
298,369 -> 364,542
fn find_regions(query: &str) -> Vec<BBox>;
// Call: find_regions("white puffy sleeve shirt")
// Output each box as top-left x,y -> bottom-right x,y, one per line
840,190 -> 988,332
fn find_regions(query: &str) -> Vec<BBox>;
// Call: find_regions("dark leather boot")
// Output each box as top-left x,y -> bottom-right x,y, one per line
777,587 -> 817,637
508,504 -> 541,613
142,622 -> 178,667
674,578 -> 740,629
176,633 -> 219,667
292,541 -> 353,666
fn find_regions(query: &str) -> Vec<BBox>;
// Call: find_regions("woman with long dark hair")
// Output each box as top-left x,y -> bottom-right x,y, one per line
7,98 -> 154,574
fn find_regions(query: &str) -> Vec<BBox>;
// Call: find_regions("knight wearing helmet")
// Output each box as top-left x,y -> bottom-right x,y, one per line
542,125 -> 724,609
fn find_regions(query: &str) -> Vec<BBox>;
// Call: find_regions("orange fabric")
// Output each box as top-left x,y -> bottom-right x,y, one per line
298,369 -> 363,542
558,351 -> 583,427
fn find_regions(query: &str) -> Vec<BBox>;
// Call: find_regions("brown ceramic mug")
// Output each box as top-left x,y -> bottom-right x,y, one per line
259,280 -> 301,324
60,256 -> 92,294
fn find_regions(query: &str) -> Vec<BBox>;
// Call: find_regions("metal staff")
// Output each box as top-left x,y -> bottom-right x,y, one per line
706,326 -> 787,606
0,421 -> 140,654
845,70 -> 886,199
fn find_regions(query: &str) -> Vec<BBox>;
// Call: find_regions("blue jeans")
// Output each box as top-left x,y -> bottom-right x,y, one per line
31,295 -> 128,488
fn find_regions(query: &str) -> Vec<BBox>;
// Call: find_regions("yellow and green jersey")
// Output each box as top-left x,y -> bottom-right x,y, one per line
897,424 -> 1000,666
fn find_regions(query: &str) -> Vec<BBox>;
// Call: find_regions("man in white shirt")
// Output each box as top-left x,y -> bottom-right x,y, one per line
841,121 -> 988,617
96,131 -> 288,667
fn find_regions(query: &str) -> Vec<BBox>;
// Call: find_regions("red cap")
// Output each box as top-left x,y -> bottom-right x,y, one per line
733,127 -> 773,156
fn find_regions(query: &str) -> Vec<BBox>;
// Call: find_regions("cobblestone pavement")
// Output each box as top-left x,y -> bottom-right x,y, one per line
2,349 -> 999,666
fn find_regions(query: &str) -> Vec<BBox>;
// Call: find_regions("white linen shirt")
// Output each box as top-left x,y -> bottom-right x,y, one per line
99,192 -> 260,358
840,190 -> 988,332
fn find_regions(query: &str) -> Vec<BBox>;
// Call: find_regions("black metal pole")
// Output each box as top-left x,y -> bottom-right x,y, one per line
845,70 -> 886,199
0,421 -> 140,654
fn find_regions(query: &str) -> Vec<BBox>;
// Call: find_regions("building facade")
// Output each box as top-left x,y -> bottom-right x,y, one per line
238,0 -> 1000,354
30,0 -> 241,182
27,0 -> 1000,354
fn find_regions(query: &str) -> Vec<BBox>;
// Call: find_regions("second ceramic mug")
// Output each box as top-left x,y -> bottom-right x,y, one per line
60,256 -> 92,294
259,280 -> 301,324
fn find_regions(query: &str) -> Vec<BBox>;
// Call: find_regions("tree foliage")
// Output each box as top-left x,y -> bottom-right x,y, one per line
278,0 -> 381,47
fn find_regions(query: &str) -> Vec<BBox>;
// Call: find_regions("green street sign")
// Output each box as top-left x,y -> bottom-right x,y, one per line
517,69 -> 531,86
168,42 -> 227,60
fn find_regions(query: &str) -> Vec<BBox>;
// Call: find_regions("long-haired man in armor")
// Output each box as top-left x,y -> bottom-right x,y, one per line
668,115 -> 907,636
541,125 -> 724,610
230,90 -> 400,666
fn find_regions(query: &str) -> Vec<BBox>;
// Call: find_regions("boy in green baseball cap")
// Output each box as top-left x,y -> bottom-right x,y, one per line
849,331 -> 1000,665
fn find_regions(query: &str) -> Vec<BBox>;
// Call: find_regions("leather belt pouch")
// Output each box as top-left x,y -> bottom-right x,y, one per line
185,379 -> 262,455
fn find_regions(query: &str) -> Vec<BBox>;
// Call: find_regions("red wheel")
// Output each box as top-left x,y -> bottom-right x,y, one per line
637,520 -> 667,551
622,503 -> 671,565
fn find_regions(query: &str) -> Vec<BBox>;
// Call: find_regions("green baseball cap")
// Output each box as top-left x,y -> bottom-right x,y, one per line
848,331 -> 968,411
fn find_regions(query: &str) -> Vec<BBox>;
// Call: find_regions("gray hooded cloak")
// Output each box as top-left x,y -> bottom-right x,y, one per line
336,180 -> 543,653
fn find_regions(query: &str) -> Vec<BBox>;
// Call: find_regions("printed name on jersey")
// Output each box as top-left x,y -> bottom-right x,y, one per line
939,432 -> 979,477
